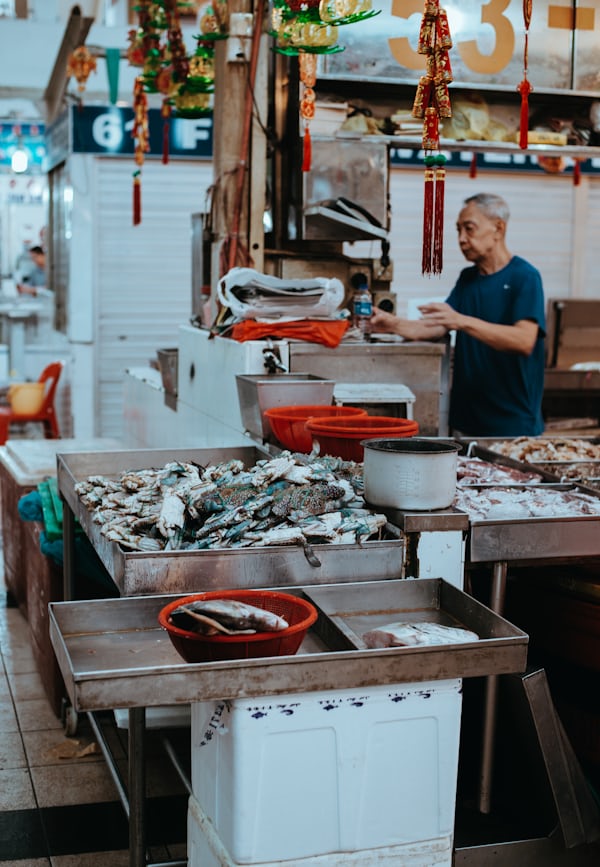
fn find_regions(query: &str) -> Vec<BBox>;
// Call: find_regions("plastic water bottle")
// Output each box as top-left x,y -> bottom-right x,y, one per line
352,278 -> 373,338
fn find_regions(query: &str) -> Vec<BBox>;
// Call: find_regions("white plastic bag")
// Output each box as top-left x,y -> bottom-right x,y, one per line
217,267 -> 345,321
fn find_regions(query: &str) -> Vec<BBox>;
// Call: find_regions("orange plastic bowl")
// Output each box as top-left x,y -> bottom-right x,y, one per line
264,404 -> 367,453
305,415 -> 419,462
158,589 -> 318,663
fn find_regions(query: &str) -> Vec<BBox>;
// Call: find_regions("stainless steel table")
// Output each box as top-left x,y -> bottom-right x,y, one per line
49,579 -> 527,867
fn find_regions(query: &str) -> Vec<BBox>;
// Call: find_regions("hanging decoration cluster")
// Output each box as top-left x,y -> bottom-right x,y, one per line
412,1 -> 453,276
127,1 -> 228,224
517,0 -> 533,149
66,45 -> 97,96
270,0 -> 380,172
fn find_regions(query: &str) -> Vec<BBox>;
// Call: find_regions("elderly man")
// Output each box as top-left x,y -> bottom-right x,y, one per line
370,192 -> 546,437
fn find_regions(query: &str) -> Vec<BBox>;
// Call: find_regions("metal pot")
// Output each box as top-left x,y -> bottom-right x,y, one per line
362,438 -> 460,511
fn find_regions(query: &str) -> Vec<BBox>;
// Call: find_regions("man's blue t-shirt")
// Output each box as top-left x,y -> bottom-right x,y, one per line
446,256 -> 546,436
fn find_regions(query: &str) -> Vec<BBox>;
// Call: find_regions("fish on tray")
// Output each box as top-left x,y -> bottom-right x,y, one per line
169,598 -> 289,636
363,621 -> 479,649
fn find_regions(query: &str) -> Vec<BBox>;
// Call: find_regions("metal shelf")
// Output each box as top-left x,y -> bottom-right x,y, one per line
328,133 -> 600,161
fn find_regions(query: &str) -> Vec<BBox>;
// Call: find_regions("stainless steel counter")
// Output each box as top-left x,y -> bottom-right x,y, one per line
49,579 -> 527,714
57,446 -> 406,596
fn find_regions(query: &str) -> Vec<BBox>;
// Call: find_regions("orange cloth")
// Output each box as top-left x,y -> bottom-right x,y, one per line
231,319 -> 349,348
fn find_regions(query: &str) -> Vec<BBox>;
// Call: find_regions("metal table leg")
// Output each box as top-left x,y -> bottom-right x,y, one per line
61,498 -> 77,602
478,560 -> 508,814
129,707 -> 147,867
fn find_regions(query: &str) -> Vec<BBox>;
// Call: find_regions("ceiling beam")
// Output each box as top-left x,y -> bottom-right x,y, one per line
43,5 -> 95,125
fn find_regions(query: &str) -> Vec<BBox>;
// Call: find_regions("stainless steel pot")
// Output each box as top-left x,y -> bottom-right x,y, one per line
362,438 -> 460,511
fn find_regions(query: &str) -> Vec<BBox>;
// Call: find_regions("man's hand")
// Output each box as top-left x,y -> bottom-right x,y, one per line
370,306 -> 448,341
419,301 -> 540,355
17,283 -> 37,297
418,302 -> 463,330
369,307 -> 400,334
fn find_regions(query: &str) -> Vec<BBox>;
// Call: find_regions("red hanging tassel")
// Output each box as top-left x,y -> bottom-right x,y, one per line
517,78 -> 531,149
432,157 -> 446,275
133,171 -> 141,226
422,159 -> 435,275
162,100 -> 171,164
469,152 -> 477,178
573,159 -> 582,186
299,52 -> 316,174
302,125 -> 312,173
517,1 -> 533,149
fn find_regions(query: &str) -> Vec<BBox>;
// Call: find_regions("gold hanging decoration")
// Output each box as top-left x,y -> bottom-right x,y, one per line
66,45 -> 97,94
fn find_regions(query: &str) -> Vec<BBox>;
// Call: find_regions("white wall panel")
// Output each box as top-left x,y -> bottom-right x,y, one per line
580,176 -> 600,298
94,158 -> 213,438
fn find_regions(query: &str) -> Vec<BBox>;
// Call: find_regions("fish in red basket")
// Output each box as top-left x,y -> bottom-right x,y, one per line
170,598 -> 289,636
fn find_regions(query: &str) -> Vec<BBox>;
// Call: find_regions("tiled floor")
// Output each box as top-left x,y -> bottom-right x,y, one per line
0,560 -> 189,866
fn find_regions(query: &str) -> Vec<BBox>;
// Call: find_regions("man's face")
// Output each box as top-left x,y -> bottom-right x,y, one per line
456,202 -> 502,266
30,251 -> 44,268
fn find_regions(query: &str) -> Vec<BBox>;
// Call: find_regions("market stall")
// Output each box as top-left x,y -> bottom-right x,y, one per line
51,434 -> 600,866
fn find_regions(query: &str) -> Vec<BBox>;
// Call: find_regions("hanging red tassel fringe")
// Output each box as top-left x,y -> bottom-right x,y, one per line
517,2 -> 533,150
162,101 -> 171,165
302,126 -> 312,173
422,159 -> 435,275
517,78 -> 531,149
469,153 -> 477,178
432,160 -> 446,275
133,171 -> 141,226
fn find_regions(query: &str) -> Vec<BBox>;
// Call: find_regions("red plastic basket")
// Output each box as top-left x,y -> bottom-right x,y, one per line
264,404 -> 367,453
305,415 -> 419,462
158,589 -> 318,663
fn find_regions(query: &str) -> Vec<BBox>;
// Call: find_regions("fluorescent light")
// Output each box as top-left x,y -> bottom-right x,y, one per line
11,146 -> 28,173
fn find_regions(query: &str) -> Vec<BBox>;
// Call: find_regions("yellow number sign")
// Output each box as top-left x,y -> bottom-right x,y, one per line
389,0 -> 515,75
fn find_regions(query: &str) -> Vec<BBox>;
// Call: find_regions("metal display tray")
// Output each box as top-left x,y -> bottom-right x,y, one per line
457,482 -> 600,563
49,578 -> 528,713
464,439 -> 600,496
57,447 -> 404,595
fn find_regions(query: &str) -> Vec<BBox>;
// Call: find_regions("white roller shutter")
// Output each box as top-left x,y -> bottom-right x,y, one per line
580,175 -> 600,298
94,158 -> 213,437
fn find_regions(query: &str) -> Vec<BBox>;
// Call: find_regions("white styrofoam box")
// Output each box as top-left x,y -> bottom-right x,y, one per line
191,679 -> 463,864
188,794 -> 453,867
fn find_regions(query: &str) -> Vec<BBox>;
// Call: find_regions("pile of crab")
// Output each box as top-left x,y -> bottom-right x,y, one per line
74,451 -> 391,555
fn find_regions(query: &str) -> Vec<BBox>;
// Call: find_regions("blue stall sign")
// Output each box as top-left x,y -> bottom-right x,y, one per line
71,105 -> 213,159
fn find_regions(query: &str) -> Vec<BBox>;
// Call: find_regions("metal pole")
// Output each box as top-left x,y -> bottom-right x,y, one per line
129,707 -> 147,867
61,497 -> 76,602
478,560 -> 508,814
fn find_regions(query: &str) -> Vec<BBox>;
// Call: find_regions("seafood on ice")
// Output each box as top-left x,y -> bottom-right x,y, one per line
363,621 -> 479,648
74,452 -> 390,554
490,437 -> 600,463
457,456 -> 543,486
169,598 -> 289,636
453,484 -> 600,520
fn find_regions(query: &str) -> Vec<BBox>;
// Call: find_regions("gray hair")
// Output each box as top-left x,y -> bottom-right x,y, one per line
464,193 -> 510,223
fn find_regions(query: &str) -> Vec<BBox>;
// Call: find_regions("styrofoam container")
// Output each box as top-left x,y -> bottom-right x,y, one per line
188,793 -> 453,867
191,679 -> 463,864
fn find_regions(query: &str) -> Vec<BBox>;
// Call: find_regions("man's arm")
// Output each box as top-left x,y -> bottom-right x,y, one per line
419,302 -> 539,355
370,307 -> 448,341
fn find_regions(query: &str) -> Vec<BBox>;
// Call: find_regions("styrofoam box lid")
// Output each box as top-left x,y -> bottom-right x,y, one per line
333,382 -> 416,403
0,438 -> 122,485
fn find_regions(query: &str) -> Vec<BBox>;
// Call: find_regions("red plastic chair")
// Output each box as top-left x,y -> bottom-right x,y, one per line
0,361 -> 64,444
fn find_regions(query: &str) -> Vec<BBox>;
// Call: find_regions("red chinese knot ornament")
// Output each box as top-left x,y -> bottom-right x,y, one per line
412,1 -> 453,275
